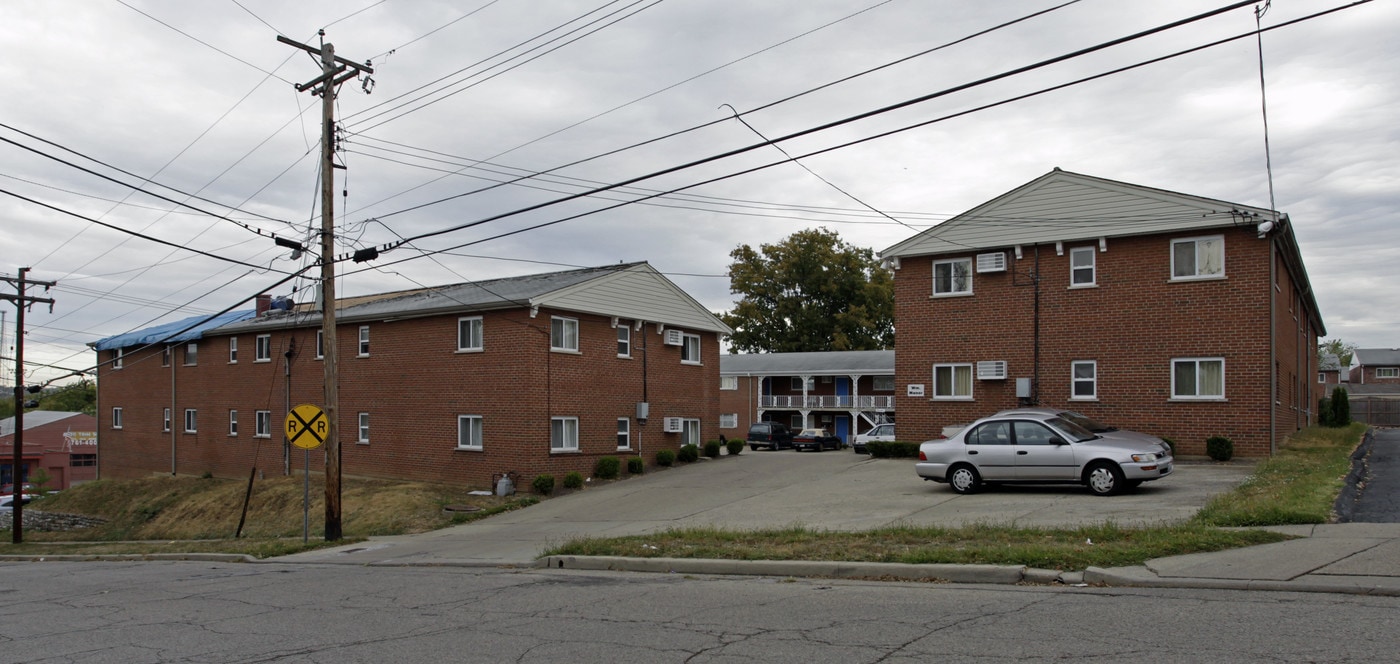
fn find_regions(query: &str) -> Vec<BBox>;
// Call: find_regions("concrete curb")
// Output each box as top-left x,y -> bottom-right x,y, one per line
1084,565 -> 1400,597
0,553 -> 255,563
539,555 -> 1077,585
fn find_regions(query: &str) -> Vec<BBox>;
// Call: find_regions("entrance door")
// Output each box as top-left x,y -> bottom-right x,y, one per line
835,415 -> 850,445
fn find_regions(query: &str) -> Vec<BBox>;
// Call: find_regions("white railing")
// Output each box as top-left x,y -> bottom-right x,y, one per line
759,395 -> 894,410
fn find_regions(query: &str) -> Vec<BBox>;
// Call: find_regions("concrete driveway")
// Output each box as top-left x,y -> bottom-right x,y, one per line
280,449 -> 1253,567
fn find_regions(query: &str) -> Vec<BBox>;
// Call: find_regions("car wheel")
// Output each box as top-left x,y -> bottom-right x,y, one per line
948,465 -> 980,494
1085,462 -> 1125,496
749,444 -> 758,452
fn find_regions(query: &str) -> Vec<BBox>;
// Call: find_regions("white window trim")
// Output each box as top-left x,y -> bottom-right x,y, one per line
358,326 -> 370,357
255,334 -> 272,362
112,407 -> 123,429
163,408 -> 171,432
228,337 -> 238,364
932,363 -> 974,400
1171,357 -> 1227,401
255,410 -> 272,438
184,408 -> 198,433
1069,246 -> 1097,288
681,333 -> 701,365
551,416 -> 579,452
457,316 -> 484,353
680,418 -> 702,446
872,375 -> 895,392
720,413 -> 739,429
720,376 -> 739,391
1377,367 -> 1399,379
616,417 -> 630,451
357,412 -> 370,444
1070,360 -> 1098,401
932,257 -> 973,297
458,415 -> 483,451
616,325 -> 631,358
229,410 -> 238,437
113,348 -> 124,370
315,330 -> 324,360
550,316 -> 580,353
161,347 -> 170,367
184,342 -> 198,366
1169,235 -> 1226,282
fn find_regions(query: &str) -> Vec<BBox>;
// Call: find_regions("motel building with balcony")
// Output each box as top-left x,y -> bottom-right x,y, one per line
719,351 -> 894,445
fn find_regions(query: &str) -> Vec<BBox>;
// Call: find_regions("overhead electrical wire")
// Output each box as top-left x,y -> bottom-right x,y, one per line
115,0 -> 295,84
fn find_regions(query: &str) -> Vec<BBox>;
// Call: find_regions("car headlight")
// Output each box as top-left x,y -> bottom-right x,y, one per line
1131,453 -> 1159,463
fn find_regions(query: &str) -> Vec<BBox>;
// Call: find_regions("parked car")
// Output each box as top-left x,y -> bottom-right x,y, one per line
0,494 -> 36,512
747,421 -> 794,451
792,427 -> 843,452
0,482 -> 37,495
994,407 -> 1165,447
915,410 -> 1173,496
853,424 -> 895,454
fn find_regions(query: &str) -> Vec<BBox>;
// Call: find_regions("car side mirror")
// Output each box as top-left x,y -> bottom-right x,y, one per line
1049,437 -> 1068,446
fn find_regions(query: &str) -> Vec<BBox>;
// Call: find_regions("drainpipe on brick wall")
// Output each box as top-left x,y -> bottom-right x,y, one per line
1269,238 -> 1277,455
1033,245 -> 1041,405
170,345 -> 177,475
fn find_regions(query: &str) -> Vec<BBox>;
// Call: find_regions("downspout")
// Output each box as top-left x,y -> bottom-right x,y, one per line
1033,245 -> 1041,405
1269,238 -> 1277,455
170,345 -> 177,475
640,322 -> 649,459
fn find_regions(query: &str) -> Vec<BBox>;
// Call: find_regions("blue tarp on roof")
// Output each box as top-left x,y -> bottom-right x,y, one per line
90,310 -> 256,351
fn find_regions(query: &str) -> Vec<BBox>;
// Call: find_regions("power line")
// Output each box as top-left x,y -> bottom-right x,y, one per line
116,0 -> 294,84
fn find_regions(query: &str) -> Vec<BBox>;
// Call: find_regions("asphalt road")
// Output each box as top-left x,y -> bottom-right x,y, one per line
1351,428 -> 1400,522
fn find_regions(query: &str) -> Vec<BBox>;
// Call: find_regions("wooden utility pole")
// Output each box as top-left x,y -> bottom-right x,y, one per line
277,32 -> 372,541
2,268 -> 56,544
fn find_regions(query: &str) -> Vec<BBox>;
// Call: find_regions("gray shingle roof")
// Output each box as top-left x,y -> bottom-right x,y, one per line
720,351 -> 893,375
1354,349 -> 1400,366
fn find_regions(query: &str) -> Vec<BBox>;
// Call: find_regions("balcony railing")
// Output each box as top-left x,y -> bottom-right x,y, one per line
759,395 -> 894,410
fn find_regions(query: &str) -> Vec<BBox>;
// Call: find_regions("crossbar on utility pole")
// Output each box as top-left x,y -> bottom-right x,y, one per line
2,268 -> 56,544
279,32 -> 372,541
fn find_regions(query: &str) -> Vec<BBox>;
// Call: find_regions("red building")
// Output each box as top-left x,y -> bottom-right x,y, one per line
90,263 -> 730,487
0,411 -> 98,490
880,170 -> 1325,457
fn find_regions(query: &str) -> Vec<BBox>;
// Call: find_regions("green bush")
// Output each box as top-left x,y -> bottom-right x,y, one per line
726,439 -> 744,456
656,449 -> 676,467
532,474 -> 555,495
1318,397 -> 1334,427
594,456 -> 621,480
867,441 -> 921,459
627,456 -> 645,474
1206,436 -> 1234,462
1331,387 -> 1350,427
563,471 -> 584,489
703,440 -> 722,458
677,444 -> 700,463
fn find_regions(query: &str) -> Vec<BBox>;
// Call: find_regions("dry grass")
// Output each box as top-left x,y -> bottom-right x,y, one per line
1193,423 -> 1367,526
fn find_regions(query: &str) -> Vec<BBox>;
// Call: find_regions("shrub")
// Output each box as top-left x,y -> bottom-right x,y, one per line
532,474 -> 555,495
867,441 -> 921,459
1331,387 -> 1351,427
1318,397 -> 1334,427
656,449 -> 676,467
703,440 -> 722,458
1206,436 -> 1234,462
594,456 -> 621,480
726,439 -> 744,456
627,456 -> 645,474
563,471 -> 584,489
677,444 -> 700,463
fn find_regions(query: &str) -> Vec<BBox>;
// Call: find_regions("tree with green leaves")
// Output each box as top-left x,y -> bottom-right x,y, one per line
721,228 -> 894,353
1319,339 -> 1358,368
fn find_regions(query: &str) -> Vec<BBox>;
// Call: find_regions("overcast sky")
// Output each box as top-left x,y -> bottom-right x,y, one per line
2,0 -> 1396,386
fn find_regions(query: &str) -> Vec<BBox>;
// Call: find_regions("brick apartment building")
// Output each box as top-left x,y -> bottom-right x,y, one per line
880,169 -> 1325,457
1348,349 -> 1400,388
90,263 -> 731,487
0,411 -> 98,490
1318,352 -> 1345,388
719,351 -> 895,444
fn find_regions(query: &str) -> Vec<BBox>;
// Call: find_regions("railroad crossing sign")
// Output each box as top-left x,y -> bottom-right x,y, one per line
286,404 -> 327,450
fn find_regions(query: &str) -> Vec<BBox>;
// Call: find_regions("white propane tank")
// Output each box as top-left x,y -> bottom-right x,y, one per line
495,474 -> 515,496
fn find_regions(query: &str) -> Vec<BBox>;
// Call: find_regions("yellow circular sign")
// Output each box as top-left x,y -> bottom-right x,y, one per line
286,404 -> 327,450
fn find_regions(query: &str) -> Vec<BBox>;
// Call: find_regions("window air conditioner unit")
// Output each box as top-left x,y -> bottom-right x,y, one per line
977,360 -> 1008,380
976,252 -> 1007,273
662,417 -> 683,432
663,329 -> 684,346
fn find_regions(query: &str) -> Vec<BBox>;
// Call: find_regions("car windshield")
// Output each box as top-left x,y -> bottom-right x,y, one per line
1045,416 -> 1097,442
1058,410 -> 1115,433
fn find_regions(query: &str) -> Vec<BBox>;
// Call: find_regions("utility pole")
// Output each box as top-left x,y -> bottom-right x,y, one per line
277,32 -> 372,541
2,268 -> 56,544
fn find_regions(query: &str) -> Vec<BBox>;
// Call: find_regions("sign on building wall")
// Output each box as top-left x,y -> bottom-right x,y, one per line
63,431 -> 97,448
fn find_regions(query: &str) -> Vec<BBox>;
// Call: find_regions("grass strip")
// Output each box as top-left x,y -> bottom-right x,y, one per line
1193,422 -> 1366,526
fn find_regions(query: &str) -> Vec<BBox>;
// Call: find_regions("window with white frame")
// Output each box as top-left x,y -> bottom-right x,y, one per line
255,334 -> 272,362
873,375 -> 895,391
1318,372 -> 1326,384
720,413 -> 738,429
551,317 -> 579,352
228,337 -> 238,363
358,326 -> 370,356
616,325 -> 630,357
1172,358 -> 1225,399
229,410 -> 238,436
933,257 -> 972,296
458,415 -> 483,450
790,414 -> 804,429
1070,246 -> 1096,286
255,411 -> 271,438
681,418 -> 701,446
1071,360 -> 1097,399
616,418 -> 630,450
933,363 -> 973,399
112,348 -> 124,370
681,333 -> 701,364
1171,236 -> 1224,280
720,376 -> 738,390
112,407 -> 123,429
790,376 -> 814,391
163,408 -> 171,432
357,412 -> 369,443
1378,368 -> 1400,379
551,417 -> 579,451
161,347 -> 170,367
315,330 -> 324,359
185,342 -> 198,366
184,408 -> 198,433
458,317 -> 483,352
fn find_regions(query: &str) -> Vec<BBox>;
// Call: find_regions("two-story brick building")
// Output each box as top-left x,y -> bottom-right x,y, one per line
880,169 -> 1325,457
1349,349 -> 1400,388
719,351 -> 894,444
0,411 -> 98,490
90,262 -> 731,487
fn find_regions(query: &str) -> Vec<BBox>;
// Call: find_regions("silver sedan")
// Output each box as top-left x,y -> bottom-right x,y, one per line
915,412 -> 1173,496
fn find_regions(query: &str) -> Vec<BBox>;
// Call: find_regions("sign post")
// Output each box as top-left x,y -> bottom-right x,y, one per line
286,404 -> 326,543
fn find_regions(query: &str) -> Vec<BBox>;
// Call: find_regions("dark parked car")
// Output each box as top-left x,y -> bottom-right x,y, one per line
747,421 -> 794,451
792,427 -> 843,452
